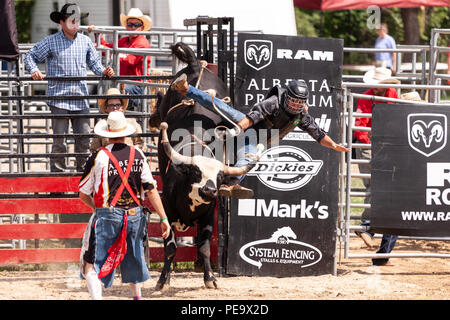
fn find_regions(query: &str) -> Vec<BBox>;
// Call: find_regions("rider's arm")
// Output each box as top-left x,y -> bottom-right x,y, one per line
297,112 -> 327,143
297,113 -> 350,152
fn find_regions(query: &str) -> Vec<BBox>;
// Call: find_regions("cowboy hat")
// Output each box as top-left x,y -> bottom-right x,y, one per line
363,67 -> 400,85
120,8 -> 152,31
400,91 -> 426,102
50,3 -> 88,24
94,111 -> 136,138
98,88 -> 129,114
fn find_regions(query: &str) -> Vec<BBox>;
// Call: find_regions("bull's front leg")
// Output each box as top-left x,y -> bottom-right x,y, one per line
197,223 -> 218,289
155,226 -> 177,291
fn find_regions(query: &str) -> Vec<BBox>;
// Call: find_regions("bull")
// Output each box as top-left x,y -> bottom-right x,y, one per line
152,42 -> 254,290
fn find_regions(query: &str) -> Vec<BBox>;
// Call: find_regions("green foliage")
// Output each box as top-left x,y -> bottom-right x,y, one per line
295,6 -> 450,65
14,0 -> 35,43
296,9 -> 379,65
423,6 -> 450,46
296,9 -> 378,47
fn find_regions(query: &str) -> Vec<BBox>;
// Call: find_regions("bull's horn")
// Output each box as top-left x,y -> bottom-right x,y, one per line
159,122 -> 193,165
223,162 -> 256,177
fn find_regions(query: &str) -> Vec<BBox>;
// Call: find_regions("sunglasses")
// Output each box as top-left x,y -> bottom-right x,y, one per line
106,103 -> 123,109
127,22 -> 143,28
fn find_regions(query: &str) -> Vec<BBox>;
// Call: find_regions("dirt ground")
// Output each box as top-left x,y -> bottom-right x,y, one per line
0,237 -> 449,301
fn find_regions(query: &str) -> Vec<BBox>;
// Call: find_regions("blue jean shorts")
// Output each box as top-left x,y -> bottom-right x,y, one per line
90,207 -> 150,288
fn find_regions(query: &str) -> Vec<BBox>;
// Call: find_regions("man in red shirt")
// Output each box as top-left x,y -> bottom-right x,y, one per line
89,8 -> 152,110
353,67 -> 400,266
354,67 -> 399,144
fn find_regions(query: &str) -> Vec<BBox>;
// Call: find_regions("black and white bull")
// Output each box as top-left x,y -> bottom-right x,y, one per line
152,42 -> 253,290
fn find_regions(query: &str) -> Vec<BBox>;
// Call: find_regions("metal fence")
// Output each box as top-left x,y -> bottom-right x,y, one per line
0,23 -> 260,253
338,29 -> 450,263
1,25 -> 450,263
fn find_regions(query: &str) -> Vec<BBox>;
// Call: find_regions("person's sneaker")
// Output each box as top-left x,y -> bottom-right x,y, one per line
219,184 -> 254,199
355,230 -> 373,249
171,73 -> 188,95
372,259 -> 392,266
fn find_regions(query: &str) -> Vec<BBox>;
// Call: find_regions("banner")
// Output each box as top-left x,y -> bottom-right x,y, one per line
226,33 -> 343,277
0,0 -> 19,62
371,103 -> 450,237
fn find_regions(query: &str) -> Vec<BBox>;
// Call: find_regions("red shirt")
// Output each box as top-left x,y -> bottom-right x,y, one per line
101,35 -> 151,78
353,88 -> 398,144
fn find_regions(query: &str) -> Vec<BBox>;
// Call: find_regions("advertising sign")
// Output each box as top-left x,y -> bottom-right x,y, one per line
226,33 -> 343,276
371,104 -> 450,237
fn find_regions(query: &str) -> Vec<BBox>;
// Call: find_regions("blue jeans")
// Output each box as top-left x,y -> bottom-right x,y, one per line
186,85 -> 246,124
125,84 -> 143,112
186,85 -> 256,177
372,234 -> 398,265
359,222 -> 398,264
93,207 -> 149,288
49,106 -> 90,172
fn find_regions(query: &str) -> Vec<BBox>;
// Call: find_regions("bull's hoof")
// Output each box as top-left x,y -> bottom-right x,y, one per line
204,272 -> 218,289
155,281 -> 170,292
204,280 -> 218,289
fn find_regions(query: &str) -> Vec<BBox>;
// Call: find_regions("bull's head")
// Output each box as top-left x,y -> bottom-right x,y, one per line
411,120 -> 444,148
160,122 -> 255,210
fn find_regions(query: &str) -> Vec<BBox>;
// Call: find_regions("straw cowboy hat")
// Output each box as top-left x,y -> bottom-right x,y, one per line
120,8 -> 152,31
98,88 -> 129,114
363,67 -> 400,85
94,111 -> 136,138
400,91 -> 426,102
50,3 -> 88,24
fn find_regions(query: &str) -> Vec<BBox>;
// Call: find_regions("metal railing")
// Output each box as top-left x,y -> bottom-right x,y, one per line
2,25 -> 450,262
338,80 -> 450,262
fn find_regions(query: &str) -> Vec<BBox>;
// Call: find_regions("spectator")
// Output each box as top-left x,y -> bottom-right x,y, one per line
89,8 -> 152,111
24,3 -> 114,172
353,67 -> 399,266
79,111 -> 170,300
374,23 -> 397,73
171,74 -> 350,198
89,87 -> 146,152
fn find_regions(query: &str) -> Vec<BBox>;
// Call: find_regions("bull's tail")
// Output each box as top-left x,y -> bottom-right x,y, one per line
170,42 -> 198,65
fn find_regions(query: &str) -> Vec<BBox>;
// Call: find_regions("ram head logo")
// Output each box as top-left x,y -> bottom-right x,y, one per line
408,114 -> 447,157
244,40 -> 273,71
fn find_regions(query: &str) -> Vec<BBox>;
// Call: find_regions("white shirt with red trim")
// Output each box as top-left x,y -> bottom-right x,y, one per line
79,143 -> 157,208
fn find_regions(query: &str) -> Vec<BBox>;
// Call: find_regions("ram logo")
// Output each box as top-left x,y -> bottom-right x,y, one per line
407,113 -> 447,157
244,40 -> 273,71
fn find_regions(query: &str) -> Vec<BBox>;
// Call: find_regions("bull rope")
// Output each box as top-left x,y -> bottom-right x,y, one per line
174,134 -> 215,160
166,60 -> 209,116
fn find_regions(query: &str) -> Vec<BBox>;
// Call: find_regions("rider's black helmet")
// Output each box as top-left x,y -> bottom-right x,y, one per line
284,80 -> 309,115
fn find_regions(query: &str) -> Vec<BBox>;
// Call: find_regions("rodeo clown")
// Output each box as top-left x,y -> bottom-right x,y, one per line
79,111 -> 170,300
171,74 -> 350,198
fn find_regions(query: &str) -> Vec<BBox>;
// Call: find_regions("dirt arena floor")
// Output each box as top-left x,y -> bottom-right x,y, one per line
0,237 -> 449,301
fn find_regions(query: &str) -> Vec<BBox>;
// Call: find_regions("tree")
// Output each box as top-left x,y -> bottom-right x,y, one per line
295,6 -> 450,65
14,0 -> 35,43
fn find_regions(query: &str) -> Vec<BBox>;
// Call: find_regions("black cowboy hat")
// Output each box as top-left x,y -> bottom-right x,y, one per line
50,3 -> 89,24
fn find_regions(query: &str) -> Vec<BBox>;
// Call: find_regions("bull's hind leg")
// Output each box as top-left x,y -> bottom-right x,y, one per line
197,222 -> 218,289
155,227 -> 177,291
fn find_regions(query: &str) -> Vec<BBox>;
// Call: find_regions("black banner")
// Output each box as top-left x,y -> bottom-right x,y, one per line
371,103 -> 450,237
226,33 -> 343,277
0,0 -> 19,62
